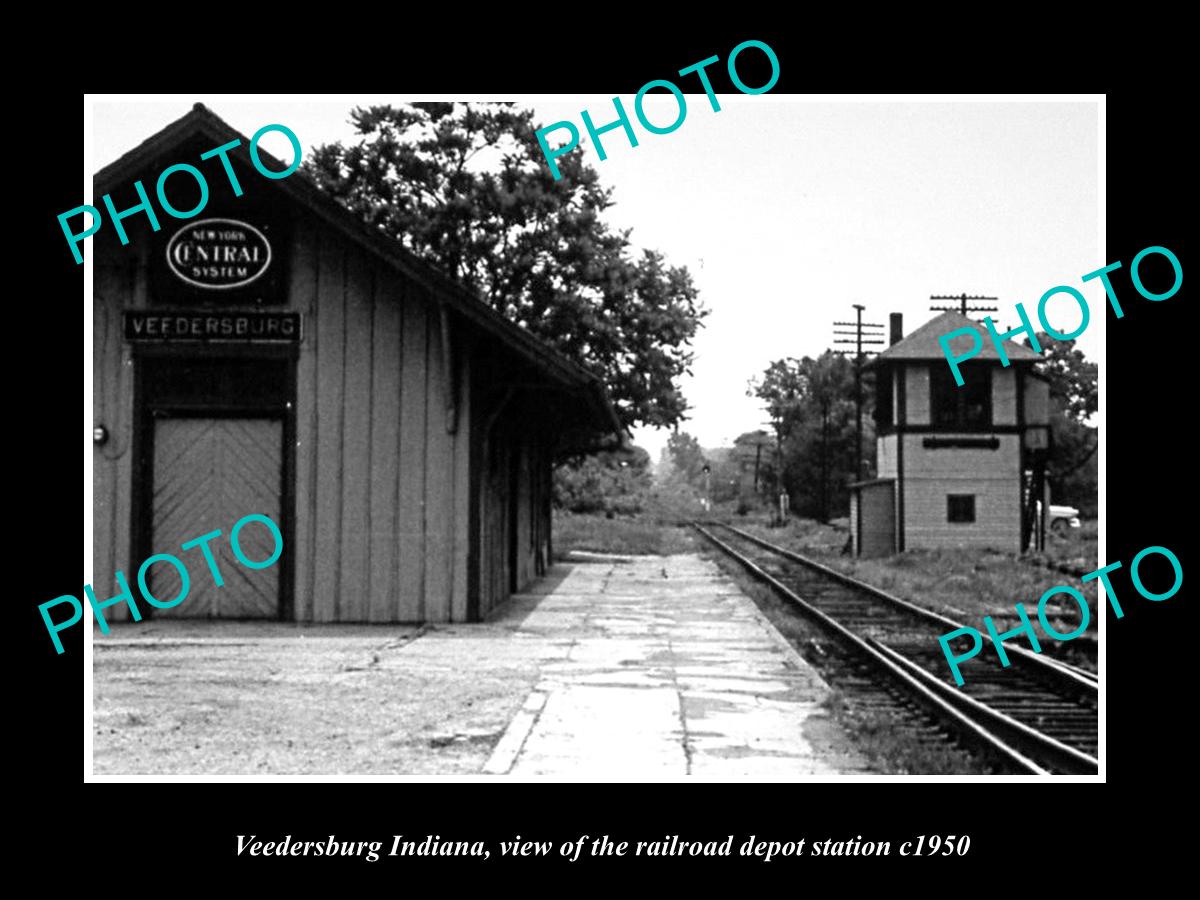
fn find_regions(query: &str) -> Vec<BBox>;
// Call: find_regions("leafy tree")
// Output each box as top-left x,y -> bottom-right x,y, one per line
706,451 -> 745,504
665,430 -> 707,486
554,445 -> 652,514
304,102 -> 706,430
1029,333 -> 1098,514
750,358 -> 808,441
749,353 -> 861,521
732,430 -> 772,495
1034,333 -> 1097,422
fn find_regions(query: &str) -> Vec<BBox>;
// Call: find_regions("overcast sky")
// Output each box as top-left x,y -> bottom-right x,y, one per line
90,95 -> 1101,461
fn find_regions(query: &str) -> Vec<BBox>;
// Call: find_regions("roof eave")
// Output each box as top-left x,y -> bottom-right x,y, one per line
94,103 -> 604,395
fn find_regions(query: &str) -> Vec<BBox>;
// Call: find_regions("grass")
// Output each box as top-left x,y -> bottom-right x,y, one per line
553,510 -> 697,556
728,512 -> 1098,674
552,481 -> 710,557
1030,518 -> 1099,573
820,691 -> 990,775
735,514 -> 1094,618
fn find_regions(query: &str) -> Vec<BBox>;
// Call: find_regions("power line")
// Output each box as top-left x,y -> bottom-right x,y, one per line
930,292 -> 999,316
831,303 -> 884,483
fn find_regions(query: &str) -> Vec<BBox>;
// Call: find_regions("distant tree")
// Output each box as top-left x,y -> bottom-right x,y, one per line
749,358 -> 808,441
304,102 -> 707,431
733,430 -> 772,495
749,353 -> 859,521
554,445 -> 652,514
1029,333 -> 1098,513
746,360 -> 805,501
665,430 -> 707,486
707,454 -> 744,504
1035,333 -> 1097,423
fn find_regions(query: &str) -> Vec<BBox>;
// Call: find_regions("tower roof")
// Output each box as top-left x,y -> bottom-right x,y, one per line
873,310 -> 1041,364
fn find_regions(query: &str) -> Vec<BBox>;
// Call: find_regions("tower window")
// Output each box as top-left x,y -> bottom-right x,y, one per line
931,363 -> 992,428
873,368 -> 893,427
947,494 -> 976,523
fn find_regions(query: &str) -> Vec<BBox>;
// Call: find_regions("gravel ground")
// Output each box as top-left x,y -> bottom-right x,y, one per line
92,620 -> 543,775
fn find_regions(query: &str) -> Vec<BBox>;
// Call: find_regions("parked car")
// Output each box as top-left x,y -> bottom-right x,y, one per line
1038,501 -> 1082,534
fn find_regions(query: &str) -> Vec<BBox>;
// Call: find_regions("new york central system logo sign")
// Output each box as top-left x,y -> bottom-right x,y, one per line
166,218 -> 272,290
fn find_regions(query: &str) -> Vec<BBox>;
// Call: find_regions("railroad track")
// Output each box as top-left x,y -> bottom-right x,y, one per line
694,521 -> 1099,776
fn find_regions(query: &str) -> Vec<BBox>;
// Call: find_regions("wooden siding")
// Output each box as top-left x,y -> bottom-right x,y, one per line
95,212 -> 482,623
92,110 -> 613,628
901,433 -> 1021,551
1024,374 -> 1050,426
93,247 -> 143,621
901,432 -> 1020,478
992,367 -> 1017,425
293,218 -> 471,622
94,204 -> 566,625
474,399 -> 555,619
905,365 -> 930,425
849,491 -> 857,547
150,417 -> 282,617
478,421 -> 511,619
512,432 -> 534,592
877,434 -> 899,478
450,352 -> 472,621
854,481 -> 895,557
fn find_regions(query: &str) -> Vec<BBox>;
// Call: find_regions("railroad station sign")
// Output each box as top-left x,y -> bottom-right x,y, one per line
123,310 -> 302,343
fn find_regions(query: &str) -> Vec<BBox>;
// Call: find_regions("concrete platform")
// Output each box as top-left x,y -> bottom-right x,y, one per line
91,555 -> 865,778
482,554 -> 866,778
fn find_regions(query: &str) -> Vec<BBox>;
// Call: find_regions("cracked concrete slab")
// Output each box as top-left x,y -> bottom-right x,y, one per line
485,554 -> 868,778
91,555 -> 866,778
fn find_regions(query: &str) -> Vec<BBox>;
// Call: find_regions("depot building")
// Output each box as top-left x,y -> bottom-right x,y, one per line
92,104 -> 622,623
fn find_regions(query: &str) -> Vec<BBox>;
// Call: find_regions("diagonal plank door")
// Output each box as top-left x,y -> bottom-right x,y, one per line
150,417 -> 282,618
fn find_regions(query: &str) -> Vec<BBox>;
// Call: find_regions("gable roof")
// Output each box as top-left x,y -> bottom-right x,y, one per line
873,310 -> 1042,364
95,103 -> 624,438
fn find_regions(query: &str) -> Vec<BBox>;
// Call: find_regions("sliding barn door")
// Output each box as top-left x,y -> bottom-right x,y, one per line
149,417 -> 282,618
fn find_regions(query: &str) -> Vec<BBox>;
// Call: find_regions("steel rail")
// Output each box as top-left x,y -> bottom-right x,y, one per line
712,522 -> 1099,693
868,639 -> 1097,773
693,523 -> 1053,775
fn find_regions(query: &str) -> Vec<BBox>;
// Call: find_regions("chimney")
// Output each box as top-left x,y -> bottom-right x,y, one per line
889,313 -> 903,346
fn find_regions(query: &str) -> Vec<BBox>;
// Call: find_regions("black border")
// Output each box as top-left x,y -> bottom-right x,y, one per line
18,24 -> 1193,886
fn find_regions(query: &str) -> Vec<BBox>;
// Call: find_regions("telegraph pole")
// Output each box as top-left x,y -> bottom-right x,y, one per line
833,304 -> 884,482
930,293 -> 999,317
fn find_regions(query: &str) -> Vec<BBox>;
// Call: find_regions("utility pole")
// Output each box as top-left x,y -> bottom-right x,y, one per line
774,427 -> 785,526
929,293 -> 999,317
754,441 -> 763,494
833,304 -> 884,482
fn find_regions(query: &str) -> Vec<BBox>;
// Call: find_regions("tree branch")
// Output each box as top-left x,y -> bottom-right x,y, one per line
1056,434 -> 1099,478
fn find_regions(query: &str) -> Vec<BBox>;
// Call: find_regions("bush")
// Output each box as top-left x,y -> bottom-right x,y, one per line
554,446 -> 652,514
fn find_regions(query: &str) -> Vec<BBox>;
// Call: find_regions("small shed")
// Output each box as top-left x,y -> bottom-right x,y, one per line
850,311 -> 1050,556
92,104 -> 622,623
